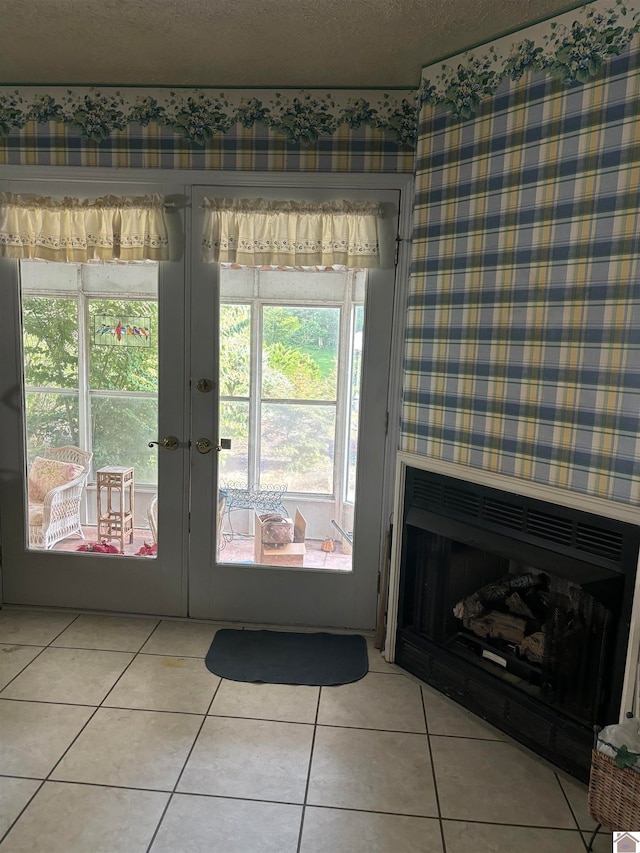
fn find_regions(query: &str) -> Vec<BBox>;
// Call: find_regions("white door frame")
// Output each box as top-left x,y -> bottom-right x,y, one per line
0,166 -> 414,625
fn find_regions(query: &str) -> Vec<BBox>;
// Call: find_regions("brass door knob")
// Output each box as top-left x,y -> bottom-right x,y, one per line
195,378 -> 213,393
148,436 -> 179,451
195,438 -> 232,454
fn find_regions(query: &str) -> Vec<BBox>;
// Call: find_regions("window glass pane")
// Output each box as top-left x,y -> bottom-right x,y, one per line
89,300 -> 158,392
262,307 -> 339,400
22,297 -> 78,389
346,305 -> 364,503
220,304 -> 251,397
260,403 -> 335,493
25,391 -> 80,464
219,401 -> 249,487
91,395 -> 158,485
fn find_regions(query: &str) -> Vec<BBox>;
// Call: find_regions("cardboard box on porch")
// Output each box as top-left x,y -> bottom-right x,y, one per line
254,509 -> 307,566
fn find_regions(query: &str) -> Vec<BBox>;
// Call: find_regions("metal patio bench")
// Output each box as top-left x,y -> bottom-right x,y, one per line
219,482 -> 288,541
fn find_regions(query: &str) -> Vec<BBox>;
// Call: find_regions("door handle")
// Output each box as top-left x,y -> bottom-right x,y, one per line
195,378 -> 213,393
148,436 -> 179,451
195,438 -> 232,454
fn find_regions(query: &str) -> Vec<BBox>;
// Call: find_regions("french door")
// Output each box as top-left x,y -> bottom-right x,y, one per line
188,185 -> 399,628
0,174 -> 402,630
0,178 -> 189,617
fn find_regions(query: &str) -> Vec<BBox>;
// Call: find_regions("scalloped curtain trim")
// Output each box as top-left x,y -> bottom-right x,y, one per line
0,192 -> 169,261
202,197 -> 381,268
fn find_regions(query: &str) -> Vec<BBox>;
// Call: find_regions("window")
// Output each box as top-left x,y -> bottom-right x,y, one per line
21,260 -> 159,486
218,267 -> 365,502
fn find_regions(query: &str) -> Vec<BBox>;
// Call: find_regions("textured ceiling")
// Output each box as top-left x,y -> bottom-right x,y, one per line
0,0 -> 584,88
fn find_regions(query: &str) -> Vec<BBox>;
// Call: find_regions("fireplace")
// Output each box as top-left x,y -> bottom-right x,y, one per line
394,467 -> 640,782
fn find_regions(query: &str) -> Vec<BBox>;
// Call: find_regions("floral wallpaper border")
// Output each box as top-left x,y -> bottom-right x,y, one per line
0,0 -> 637,147
420,0 -> 639,119
0,88 -> 418,147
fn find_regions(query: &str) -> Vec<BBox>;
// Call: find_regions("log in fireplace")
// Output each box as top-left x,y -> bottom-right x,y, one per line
395,467 -> 640,782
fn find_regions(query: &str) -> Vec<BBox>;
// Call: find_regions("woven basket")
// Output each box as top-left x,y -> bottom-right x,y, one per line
588,749 -> 640,831
259,514 -> 293,545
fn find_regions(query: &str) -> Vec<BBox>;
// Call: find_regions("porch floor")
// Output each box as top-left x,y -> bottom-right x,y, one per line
47,527 -> 352,570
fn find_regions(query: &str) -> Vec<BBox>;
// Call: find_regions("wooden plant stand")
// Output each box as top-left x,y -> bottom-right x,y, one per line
96,466 -> 134,552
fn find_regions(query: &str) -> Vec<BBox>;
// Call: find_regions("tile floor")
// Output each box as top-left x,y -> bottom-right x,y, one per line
0,608 -> 610,853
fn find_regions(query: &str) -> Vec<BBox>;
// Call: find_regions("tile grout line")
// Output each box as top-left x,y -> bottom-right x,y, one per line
144,674 -> 225,853
0,613 -> 159,700
0,613 -> 96,843
135,619 -> 165,654
0,613 -> 100,846
0,645 -> 52,695
0,609 -> 82,655
1,627 -> 159,815
0,775 -> 170,793
0,613 -> 599,849
296,684 -> 322,853
554,771 -> 591,852
421,688 -> 447,853
426,731 -> 505,743
0,778 -> 47,847
0,773 -> 601,830
42,644 -> 146,786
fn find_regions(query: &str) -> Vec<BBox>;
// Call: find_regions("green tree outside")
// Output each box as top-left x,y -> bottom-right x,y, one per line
23,293 -> 357,496
22,296 -> 159,484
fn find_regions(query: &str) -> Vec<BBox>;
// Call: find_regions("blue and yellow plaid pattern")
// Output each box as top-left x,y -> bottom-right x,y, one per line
0,121 -> 415,173
402,41 -> 640,505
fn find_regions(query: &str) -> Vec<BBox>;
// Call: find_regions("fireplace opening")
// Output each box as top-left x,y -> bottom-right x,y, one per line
395,468 -> 639,781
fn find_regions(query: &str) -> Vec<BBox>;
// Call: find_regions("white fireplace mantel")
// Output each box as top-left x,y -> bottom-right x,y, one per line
384,450 -> 640,721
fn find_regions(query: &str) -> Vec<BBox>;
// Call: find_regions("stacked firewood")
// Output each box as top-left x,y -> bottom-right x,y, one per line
453,572 -> 549,663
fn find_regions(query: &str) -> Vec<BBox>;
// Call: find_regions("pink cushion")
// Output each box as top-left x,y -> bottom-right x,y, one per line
28,457 -> 85,502
28,501 -> 44,525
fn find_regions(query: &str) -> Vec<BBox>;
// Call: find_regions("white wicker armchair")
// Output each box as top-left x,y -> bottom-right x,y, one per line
28,446 -> 93,549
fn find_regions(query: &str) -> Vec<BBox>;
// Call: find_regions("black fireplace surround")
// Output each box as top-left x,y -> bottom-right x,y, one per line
395,468 -> 640,782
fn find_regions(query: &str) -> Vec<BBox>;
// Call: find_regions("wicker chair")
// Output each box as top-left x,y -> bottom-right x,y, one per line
147,494 -> 158,544
28,446 -> 93,549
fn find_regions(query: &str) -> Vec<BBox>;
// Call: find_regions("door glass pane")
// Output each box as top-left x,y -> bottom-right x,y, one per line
20,260 -> 159,558
89,300 -> 158,391
216,267 -> 363,572
260,403 -> 335,493
220,304 -> 251,396
23,296 -> 78,389
219,401 -> 250,485
262,306 -> 339,400
91,395 -> 158,483
346,305 -> 364,503
25,391 -> 79,461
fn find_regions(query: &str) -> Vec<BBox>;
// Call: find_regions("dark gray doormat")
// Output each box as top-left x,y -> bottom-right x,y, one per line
205,628 -> 369,686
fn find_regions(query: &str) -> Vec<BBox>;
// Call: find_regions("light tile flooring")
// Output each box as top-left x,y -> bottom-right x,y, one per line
0,608 -> 609,853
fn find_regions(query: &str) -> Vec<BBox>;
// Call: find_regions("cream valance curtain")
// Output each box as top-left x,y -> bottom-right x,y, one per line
0,193 -> 170,261
201,198 -> 381,268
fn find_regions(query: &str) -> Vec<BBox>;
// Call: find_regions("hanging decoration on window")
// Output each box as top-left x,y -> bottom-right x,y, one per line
93,315 -> 151,347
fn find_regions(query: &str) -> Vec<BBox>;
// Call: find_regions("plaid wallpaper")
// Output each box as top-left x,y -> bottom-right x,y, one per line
0,121 -> 415,173
401,40 -> 640,505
